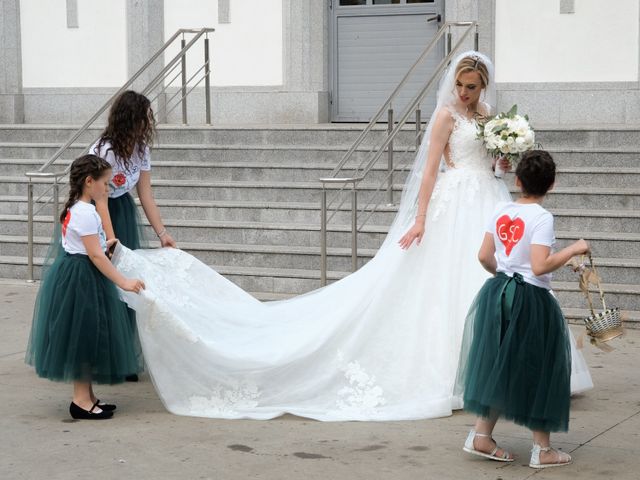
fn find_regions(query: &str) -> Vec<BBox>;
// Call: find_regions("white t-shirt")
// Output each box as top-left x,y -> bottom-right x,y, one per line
90,139 -> 151,198
61,201 -> 108,255
487,201 -> 555,289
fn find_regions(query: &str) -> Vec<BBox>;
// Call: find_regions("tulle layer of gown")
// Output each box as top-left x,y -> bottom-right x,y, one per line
114,166 -> 525,421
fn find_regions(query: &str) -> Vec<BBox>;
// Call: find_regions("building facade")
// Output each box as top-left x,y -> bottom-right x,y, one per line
1,0 -> 638,125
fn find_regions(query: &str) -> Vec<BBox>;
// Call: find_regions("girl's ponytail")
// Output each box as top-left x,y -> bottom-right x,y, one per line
60,155 -> 112,223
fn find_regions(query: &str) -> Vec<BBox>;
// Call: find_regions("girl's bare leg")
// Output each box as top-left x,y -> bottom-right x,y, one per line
532,430 -> 571,465
73,381 -> 103,413
472,414 -> 514,460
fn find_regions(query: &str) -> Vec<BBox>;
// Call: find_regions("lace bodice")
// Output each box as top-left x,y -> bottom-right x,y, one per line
445,107 -> 493,172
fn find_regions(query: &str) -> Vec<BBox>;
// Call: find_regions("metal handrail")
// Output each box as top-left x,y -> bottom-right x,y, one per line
24,27 -> 215,282
319,21 -> 479,285
328,21 -> 475,179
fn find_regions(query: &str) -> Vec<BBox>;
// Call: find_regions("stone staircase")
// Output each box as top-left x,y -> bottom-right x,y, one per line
0,124 -> 638,328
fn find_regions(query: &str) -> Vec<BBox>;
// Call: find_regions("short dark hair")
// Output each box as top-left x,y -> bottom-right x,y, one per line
515,150 -> 556,197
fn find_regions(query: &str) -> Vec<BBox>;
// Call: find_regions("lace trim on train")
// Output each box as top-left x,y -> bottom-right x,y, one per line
336,352 -> 386,416
189,381 -> 261,416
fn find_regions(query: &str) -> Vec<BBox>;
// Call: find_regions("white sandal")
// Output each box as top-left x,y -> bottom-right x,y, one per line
463,430 -> 514,462
529,443 -> 572,469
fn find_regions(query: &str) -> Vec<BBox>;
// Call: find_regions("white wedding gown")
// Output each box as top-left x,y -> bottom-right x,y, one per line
113,109 -> 592,421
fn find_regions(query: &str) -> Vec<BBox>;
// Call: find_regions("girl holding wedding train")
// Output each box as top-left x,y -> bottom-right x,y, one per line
107,51 -> 591,421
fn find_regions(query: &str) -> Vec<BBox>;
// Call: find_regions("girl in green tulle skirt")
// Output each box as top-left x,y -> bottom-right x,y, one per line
457,151 -> 590,469
26,155 -> 145,420
90,91 -> 176,380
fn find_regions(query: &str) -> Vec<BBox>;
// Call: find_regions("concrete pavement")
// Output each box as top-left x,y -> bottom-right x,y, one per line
1,279 -> 639,480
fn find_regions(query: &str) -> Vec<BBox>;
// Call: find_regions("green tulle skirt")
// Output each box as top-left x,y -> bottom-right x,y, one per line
25,253 -> 141,384
108,192 -> 148,250
108,192 -> 147,365
456,272 -> 571,432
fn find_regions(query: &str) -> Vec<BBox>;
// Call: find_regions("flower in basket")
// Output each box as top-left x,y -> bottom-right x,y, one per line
477,104 -> 535,177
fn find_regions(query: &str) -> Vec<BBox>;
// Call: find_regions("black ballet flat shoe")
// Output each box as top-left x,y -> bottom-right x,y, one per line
95,399 -> 117,411
125,374 -> 139,382
69,401 -> 114,420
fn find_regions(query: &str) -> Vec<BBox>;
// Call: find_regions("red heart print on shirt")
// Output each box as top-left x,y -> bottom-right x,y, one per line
62,210 -> 71,237
496,215 -> 525,256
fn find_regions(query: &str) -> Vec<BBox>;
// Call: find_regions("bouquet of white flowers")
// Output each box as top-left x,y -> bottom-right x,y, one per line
477,104 -> 535,178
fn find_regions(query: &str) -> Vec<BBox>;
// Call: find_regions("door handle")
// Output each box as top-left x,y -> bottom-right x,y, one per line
426,14 -> 441,23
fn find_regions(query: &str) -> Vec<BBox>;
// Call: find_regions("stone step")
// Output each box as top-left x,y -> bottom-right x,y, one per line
0,158 -> 413,184
4,233 -> 639,284
562,307 -> 640,329
2,191 -> 640,226
3,214 -> 640,256
2,142 -> 640,169
553,281 -> 640,311
0,124 -> 419,146
2,195 -> 639,232
4,177 -> 638,209
0,142 -> 395,163
0,236 -> 376,272
552,257 -> 640,284
1,124 -> 640,149
3,158 -> 639,188
533,127 -> 640,149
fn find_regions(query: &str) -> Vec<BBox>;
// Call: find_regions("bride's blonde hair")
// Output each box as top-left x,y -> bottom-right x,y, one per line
455,56 -> 489,88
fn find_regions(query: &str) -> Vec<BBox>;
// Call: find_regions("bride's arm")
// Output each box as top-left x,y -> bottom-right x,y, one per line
398,109 -> 454,249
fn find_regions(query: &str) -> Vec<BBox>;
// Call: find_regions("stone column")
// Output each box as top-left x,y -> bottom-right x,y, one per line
126,0 -> 166,118
0,0 -> 24,123
283,0 -> 330,122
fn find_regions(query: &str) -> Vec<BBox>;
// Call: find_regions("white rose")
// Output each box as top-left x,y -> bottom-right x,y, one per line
523,130 -> 535,146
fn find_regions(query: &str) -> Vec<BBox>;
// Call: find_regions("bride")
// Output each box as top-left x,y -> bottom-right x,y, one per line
113,51 -> 592,421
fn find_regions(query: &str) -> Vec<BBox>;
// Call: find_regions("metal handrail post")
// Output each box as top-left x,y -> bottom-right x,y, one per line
320,188 -> 328,286
387,108 -> 394,204
204,36 -> 212,125
474,24 -> 479,51
446,25 -> 452,55
181,37 -> 188,124
415,108 -> 422,149
27,182 -> 34,283
53,178 -> 59,224
351,184 -> 358,272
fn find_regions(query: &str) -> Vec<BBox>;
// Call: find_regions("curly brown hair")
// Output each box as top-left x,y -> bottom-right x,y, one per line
97,90 -> 155,172
60,155 -> 112,223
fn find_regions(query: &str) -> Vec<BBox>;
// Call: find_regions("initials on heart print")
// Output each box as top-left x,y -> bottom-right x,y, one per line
496,215 -> 525,256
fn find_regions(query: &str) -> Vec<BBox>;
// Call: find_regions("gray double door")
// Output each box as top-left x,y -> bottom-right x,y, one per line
330,0 -> 444,122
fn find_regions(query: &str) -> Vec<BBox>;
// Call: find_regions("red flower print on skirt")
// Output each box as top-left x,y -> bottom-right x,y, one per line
112,173 -> 126,188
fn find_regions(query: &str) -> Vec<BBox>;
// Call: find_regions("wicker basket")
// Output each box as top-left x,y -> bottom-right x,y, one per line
579,254 -> 624,344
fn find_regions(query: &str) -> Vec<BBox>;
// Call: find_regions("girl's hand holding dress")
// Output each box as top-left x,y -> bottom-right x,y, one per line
159,232 -> 177,248
120,278 -> 146,294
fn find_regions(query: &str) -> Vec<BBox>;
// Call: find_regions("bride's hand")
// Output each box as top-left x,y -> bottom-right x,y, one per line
398,221 -> 425,249
497,157 -> 512,172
